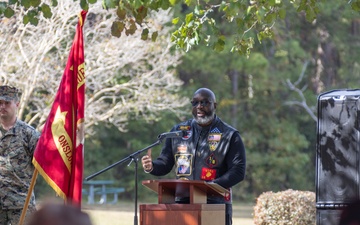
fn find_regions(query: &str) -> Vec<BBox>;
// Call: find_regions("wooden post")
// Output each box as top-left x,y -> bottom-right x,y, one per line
18,169 -> 38,225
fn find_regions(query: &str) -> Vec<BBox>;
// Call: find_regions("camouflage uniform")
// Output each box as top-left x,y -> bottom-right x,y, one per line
0,119 -> 40,225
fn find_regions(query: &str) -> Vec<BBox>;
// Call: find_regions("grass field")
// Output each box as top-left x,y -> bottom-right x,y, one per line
83,202 -> 255,225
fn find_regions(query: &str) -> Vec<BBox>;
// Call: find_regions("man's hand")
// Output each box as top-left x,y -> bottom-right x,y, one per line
141,149 -> 153,172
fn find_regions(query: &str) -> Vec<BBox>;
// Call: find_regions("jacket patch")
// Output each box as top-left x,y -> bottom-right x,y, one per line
201,167 -> 216,181
175,153 -> 192,176
206,153 -> 217,168
208,130 -> 221,151
179,125 -> 191,130
177,144 -> 187,153
179,125 -> 191,140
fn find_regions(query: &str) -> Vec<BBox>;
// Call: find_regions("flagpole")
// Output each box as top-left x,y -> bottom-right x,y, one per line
18,169 -> 38,225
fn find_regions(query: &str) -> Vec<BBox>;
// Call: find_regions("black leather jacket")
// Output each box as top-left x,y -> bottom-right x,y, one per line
150,115 -> 246,203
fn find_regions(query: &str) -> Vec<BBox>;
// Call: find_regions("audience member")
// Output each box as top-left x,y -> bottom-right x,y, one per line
26,202 -> 93,225
339,200 -> 360,225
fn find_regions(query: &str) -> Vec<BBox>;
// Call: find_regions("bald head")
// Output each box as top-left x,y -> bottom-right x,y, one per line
193,88 -> 216,103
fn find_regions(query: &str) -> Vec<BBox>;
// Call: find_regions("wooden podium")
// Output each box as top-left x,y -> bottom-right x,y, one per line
140,179 -> 229,225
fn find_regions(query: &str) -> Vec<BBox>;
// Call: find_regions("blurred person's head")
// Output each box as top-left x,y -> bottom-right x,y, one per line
339,200 -> 360,225
26,202 -> 93,225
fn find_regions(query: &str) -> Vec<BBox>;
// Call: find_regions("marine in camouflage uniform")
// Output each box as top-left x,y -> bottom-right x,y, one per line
0,86 -> 40,225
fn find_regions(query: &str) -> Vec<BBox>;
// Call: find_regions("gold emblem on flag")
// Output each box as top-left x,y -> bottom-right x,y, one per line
51,106 -> 73,172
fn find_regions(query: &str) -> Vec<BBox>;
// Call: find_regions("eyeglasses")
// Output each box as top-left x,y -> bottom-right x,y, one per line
191,100 -> 212,107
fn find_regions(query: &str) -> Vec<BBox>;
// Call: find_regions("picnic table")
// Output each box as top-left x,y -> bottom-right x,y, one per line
83,180 -> 125,204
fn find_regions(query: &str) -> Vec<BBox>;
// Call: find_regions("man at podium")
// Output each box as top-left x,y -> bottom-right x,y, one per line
141,88 -> 246,225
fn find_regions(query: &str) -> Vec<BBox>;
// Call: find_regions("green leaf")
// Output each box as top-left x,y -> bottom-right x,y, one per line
23,14 -> 30,24
134,0 -> 142,9
30,0 -> 41,7
278,8 -> 286,19
135,6 -> 148,24
116,8 -> 126,20
111,21 -> 125,37
257,32 -> 263,44
213,37 -> 225,52
351,1 -> 360,11
161,0 -> 170,10
21,0 -> 31,8
51,0 -> 58,7
247,5 -> 256,14
169,0 -> 178,6
29,16 -> 38,25
104,0 -> 117,9
9,0 -> 18,5
305,8 -> 316,22
141,28 -> 149,40
151,31 -> 158,42
193,5 -> 199,15
172,17 -> 179,25
221,4 -> 228,12
268,0 -> 276,7
297,0 -> 306,12
127,20 -> 137,35
185,12 -> 193,24
184,0 -> 192,6
88,0 -> 97,4
40,4 -> 52,18
264,12 -> 276,23
83,4 -> 89,11
4,7 -> 15,18
0,3 -> 6,13
80,0 -> 89,10
102,0 -> 107,10
188,31 -> 199,45
236,18 -> 244,27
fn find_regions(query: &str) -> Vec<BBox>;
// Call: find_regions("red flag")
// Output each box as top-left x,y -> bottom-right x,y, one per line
32,10 -> 87,206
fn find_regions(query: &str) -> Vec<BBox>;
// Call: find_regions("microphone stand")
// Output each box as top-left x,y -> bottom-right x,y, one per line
85,137 -> 165,225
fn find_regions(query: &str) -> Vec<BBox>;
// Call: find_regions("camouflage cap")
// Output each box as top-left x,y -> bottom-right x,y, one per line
0,86 -> 19,102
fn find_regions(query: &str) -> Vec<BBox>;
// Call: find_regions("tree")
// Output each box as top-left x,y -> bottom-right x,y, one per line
0,1 -> 187,134
173,0 -> 360,199
1,0 -> 360,55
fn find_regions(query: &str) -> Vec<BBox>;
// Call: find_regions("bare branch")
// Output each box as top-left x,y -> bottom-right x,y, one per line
284,60 -> 317,122
0,1 -> 186,135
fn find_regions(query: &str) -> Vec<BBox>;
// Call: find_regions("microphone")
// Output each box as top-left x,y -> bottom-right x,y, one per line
158,130 -> 187,139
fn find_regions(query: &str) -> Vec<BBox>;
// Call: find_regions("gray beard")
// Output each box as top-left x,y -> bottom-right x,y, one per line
194,112 -> 215,125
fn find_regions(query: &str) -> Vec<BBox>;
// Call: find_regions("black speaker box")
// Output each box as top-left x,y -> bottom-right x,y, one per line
316,89 -> 360,224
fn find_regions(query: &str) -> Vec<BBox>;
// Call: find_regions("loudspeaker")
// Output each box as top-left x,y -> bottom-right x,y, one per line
316,89 -> 360,224
316,209 -> 342,225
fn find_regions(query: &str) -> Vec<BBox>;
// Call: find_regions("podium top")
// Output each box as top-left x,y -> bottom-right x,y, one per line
142,179 -> 229,200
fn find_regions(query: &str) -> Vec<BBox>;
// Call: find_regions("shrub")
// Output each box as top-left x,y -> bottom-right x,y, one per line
253,189 -> 316,225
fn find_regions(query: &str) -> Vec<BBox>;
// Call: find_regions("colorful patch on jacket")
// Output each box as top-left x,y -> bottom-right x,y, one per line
175,153 -> 192,176
177,144 -> 188,153
208,128 -> 222,151
179,125 -> 191,140
201,167 -> 216,181
205,153 -> 217,168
